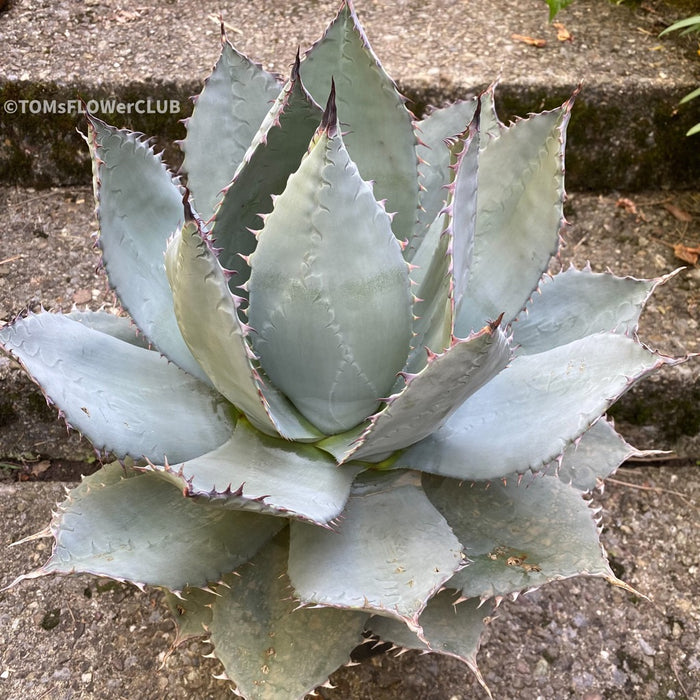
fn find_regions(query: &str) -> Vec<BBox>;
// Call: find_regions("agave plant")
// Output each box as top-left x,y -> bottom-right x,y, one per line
1,1 -> 682,697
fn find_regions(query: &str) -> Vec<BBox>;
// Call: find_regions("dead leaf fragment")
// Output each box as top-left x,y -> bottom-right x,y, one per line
111,9 -> 145,23
553,22 -> 573,42
30,460 -> 51,477
672,243 -> 700,265
663,203 -> 693,223
616,197 -> 638,216
512,34 -> 546,48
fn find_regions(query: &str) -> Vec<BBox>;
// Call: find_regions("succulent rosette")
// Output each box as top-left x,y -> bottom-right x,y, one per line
1,2 -> 681,698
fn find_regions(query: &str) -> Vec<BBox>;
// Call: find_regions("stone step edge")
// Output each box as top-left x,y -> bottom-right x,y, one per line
1,77 -> 699,191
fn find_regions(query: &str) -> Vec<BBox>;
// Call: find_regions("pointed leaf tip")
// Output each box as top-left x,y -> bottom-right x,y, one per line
321,79 -> 338,137
292,47 -> 302,81
182,188 -> 194,222
490,312 -> 505,330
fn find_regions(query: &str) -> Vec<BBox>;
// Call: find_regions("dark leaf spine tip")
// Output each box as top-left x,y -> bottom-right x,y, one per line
473,95 -> 482,130
320,79 -> 338,137
292,47 -> 301,81
490,312 -> 505,330
182,188 -> 195,222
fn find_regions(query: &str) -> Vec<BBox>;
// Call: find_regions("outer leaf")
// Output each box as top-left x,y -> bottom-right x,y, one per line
165,218 -> 321,441
679,86 -> 700,104
180,38 -> 281,222
288,471 -> 463,626
164,587 -> 215,644
300,0 -> 419,239
322,322 -> 511,464
211,57 -> 323,297
424,473 -> 613,600
150,418 -> 361,525
555,417 -> 663,491
659,15 -> 700,35
247,108 -> 412,435
456,97 -> 574,336
368,592 -> 493,691
409,97 -> 478,258
208,533 -> 368,700
23,463 -> 284,591
512,266 -> 662,355
87,115 -> 208,383
394,333 -> 671,481
0,313 -> 235,463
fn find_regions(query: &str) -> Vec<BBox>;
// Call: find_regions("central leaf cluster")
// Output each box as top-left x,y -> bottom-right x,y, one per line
247,119 -> 412,434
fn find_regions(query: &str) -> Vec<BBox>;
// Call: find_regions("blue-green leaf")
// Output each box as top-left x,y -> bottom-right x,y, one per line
479,84 -> 504,145
23,462 -> 283,591
410,97 -> 478,258
368,592 -> 493,691
300,1 -> 419,240
247,113 -> 412,435
86,115 -> 208,382
394,333 -> 671,481
405,116 -> 480,376
208,532 -> 368,700
407,213 -> 452,376
164,587 -> 215,644
288,471 -> 463,626
512,266 -> 662,355
0,313 -> 234,463
150,418 -> 361,525
456,97 -> 574,335
321,322 -> 511,464
446,119 -> 480,318
180,38 -> 281,222
211,58 -> 323,299
555,418 -> 662,491
66,309 -> 149,348
424,473 -> 613,600
165,219 -> 321,441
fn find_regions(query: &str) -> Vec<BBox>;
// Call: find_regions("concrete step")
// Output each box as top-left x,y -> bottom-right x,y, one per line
0,0 -> 699,190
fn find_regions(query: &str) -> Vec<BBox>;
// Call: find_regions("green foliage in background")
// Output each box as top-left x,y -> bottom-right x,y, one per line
661,15 -> 700,136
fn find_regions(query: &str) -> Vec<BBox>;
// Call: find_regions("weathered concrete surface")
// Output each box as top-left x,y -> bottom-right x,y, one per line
0,0 -> 699,189
1,470 -> 697,699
